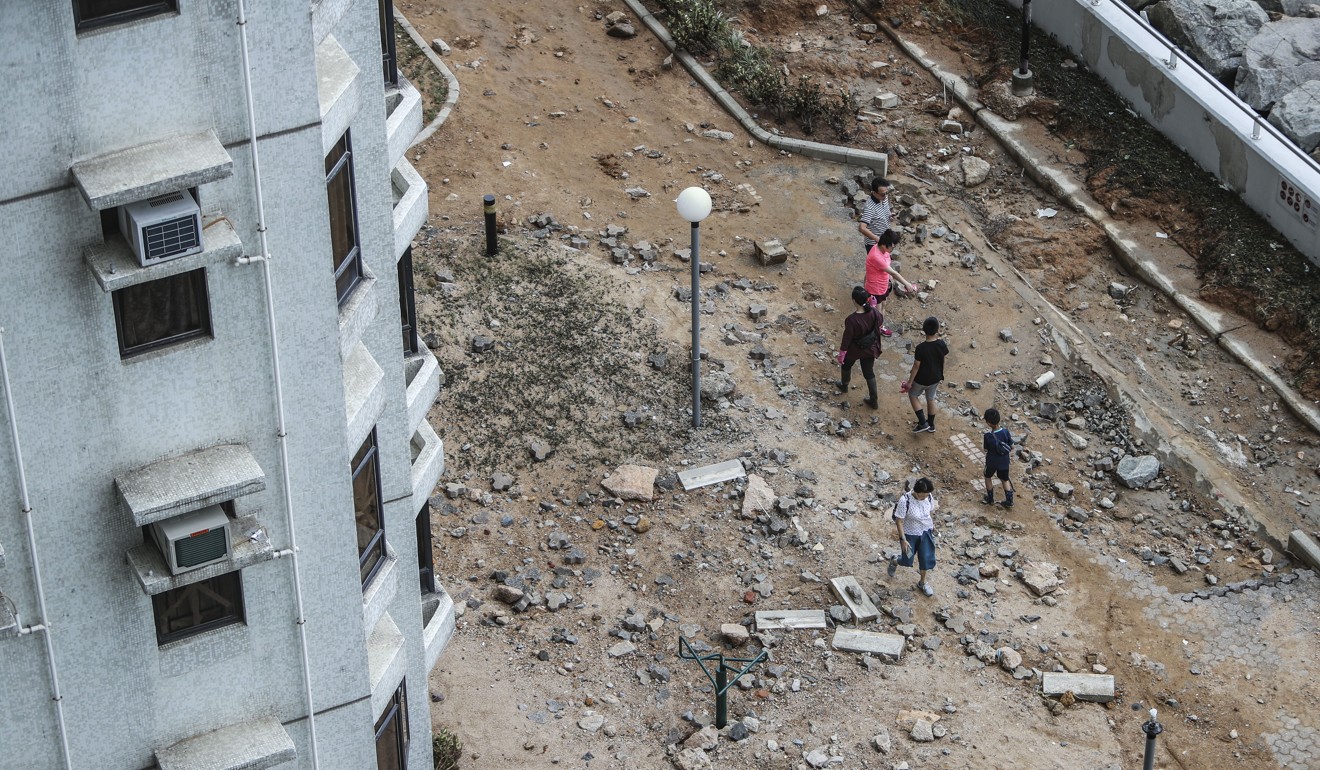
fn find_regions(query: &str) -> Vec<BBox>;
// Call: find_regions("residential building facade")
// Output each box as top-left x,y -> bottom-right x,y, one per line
0,1 -> 451,768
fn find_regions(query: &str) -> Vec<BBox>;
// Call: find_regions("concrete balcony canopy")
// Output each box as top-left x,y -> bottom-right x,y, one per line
338,268 -> 379,363
70,129 -> 233,211
367,611 -> 407,720
404,337 -> 440,435
391,159 -> 427,261
344,342 -> 386,457
409,422 -> 444,508
84,217 -> 243,293
126,514 -> 278,596
154,716 -> 295,770
115,444 -> 266,528
385,74 -> 423,167
421,588 -> 455,672
317,34 -> 361,156
362,546 -> 399,637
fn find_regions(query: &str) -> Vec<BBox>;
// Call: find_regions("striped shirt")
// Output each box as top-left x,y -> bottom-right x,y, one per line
860,195 -> 892,248
894,493 -> 937,536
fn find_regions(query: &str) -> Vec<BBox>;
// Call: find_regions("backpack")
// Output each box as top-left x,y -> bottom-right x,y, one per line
989,428 -> 1013,457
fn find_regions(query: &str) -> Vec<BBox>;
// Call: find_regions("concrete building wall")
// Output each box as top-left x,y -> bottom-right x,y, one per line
0,1 -> 447,768
1001,0 -> 1320,266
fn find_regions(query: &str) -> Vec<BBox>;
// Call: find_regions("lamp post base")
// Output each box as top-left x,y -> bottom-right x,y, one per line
1011,68 -> 1035,97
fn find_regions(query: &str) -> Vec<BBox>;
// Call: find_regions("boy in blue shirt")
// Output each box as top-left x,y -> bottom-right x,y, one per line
981,407 -> 1015,508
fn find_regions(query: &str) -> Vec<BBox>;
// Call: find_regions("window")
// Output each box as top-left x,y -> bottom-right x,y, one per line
326,133 -> 363,305
379,0 -> 398,86
353,430 -> 386,587
74,0 -> 176,31
113,268 -> 211,357
374,680 -> 409,770
152,572 -> 244,645
398,248 -> 418,356
416,503 -> 436,595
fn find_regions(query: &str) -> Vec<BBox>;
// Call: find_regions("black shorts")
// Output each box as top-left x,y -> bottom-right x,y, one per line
869,283 -> 894,305
984,464 -> 1009,481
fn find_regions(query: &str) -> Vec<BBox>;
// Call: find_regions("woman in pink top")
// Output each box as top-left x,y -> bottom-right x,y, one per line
865,229 -> 918,337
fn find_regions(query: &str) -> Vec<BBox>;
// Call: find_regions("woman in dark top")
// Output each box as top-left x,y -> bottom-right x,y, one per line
836,286 -> 883,408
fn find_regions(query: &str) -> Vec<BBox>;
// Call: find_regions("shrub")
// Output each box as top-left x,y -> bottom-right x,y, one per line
433,728 -> 462,770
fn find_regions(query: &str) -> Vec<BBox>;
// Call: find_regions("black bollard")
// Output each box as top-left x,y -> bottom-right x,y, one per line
1142,709 -> 1163,770
483,194 -> 497,256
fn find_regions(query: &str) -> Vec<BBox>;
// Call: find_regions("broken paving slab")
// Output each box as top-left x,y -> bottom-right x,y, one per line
1041,672 -> 1115,703
755,609 -> 826,631
829,576 -> 879,622
677,459 -> 746,491
831,628 -> 905,661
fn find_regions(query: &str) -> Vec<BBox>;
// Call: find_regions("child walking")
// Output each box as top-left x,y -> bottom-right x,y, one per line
905,316 -> 948,433
981,407 -> 1015,507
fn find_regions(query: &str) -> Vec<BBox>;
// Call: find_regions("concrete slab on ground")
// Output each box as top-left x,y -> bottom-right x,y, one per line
678,459 -> 746,490
755,609 -> 826,631
830,576 -> 879,622
1042,672 -> 1115,703
831,628 -> 905,660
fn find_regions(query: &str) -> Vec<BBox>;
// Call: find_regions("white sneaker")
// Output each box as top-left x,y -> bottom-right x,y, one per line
921,582 -> 934,597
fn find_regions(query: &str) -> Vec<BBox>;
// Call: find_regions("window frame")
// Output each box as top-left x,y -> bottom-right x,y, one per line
415,502 -> 436,595
73,0 -> 177,32
325,133 -> 364,306
379,0 -> 399,87
151,571 -> 245,646
397,247 -> 418,356
112,267 -> 213,358
352,429 -> 386,588
374,679 -> 410,770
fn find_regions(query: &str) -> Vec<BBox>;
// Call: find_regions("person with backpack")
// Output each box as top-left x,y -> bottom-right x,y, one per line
981,407 -> 1016,507
835,285 -> 883,408
886,477 -> 939,597
904,316 -> 948,434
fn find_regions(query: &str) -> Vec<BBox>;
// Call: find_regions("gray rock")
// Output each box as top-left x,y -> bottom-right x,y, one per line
602,464 -> 659,501
910,719 -> 935,742
625,186 -> 651,199
492,472 -> 514,491
999,328 -> 1015,342
1117,454 -> 1161,488
607,22 -> 637,38
940,120 -> 964,134
1236,19 -> 1320,111
1054,482 -> 1075,498
701,129 -> 735,141
472,335 -> 495,353
431,38 -> 451,55
872,727 -> 892,754
961,155 -> 991,187
829,605 -> 853,623
1268,80 -> 1320,151
671,747 -> 712,770
966,380 -> 983,390
530,442 -> 554,462
804,747 -> 831,767
578,713 -> 606,733
700,371 -> 737,400
608,641 -> 637,657
1147,0 -> 1266,82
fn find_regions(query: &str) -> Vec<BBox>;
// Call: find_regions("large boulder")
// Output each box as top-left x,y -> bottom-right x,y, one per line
1236,19 -> 1320,112
1020,561 -> 1060,596
1147,0 -> 1267,82
1268,80 -> 1320,151
601,464 -> 659,501
1117,454 -> 1161,488
700,370 -> 736,400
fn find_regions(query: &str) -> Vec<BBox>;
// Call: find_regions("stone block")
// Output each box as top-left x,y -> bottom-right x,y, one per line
831,628 -> 905,660
1042,672 -> 1115,703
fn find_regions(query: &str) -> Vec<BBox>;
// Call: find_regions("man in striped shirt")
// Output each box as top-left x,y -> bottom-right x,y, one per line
858,177 -> 893,257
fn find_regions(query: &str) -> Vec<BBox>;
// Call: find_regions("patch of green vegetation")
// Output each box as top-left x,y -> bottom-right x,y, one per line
396,23 -> 449,125
653,0 -> 858,140
432,727 -> 461,770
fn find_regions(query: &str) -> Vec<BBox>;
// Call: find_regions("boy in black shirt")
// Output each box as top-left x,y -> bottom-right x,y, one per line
904,317 -> 948,433
981,407 -> 1016,507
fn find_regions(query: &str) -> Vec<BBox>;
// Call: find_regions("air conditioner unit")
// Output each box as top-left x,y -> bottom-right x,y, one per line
149,505 -> 232,575
119,190 -> 204,267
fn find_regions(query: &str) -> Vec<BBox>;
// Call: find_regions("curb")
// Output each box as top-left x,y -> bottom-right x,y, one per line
622,0 -> 888,174
393,7 -> 461,149
849,0 -> 1320,437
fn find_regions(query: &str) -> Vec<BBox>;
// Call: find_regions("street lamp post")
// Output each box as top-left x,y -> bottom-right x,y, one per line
676,187 -> 712,428
1013,0 -> 1035,96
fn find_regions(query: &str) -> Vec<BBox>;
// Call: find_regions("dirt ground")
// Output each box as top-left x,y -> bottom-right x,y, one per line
393,0 -> 1320,768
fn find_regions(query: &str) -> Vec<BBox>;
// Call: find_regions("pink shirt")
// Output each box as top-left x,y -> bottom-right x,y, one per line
865,246 -> 891,295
